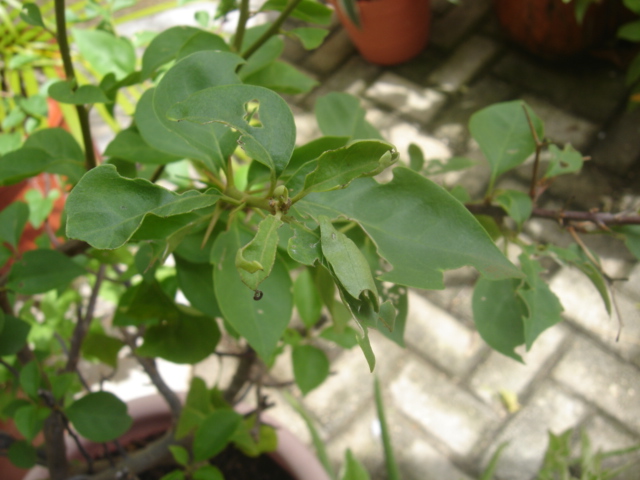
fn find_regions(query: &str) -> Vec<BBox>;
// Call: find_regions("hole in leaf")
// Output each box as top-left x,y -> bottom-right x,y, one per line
243,100 -> 263,128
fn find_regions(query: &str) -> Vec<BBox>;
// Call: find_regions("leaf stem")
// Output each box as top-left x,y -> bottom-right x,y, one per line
54,0 -> 97,170
522,104 -> 544,200
233,0 -> 251,53
241,0 -> 304,59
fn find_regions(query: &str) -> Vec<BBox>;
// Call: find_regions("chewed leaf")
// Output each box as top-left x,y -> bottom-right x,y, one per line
544,144 -> 583,178
495,189 -> 533,229
66,165 -> 219,249
235,215 -> 283,290
167,84 -> 296,177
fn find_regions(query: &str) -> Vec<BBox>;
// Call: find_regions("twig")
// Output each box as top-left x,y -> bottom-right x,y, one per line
522,104 -> 545,200
43,410 -> 69,480
65,265 -> 106,374
233,0 -> 251,53
223,347 -> 256,404
0,358 -> 19,378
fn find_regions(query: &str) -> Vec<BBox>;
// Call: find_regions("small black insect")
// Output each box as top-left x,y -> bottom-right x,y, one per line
253,290 -> 263,301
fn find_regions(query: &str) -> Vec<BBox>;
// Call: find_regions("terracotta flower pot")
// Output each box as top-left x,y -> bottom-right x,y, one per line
331,0 -> 431,65
25,394 -> 331,480
493,0 -> 631,58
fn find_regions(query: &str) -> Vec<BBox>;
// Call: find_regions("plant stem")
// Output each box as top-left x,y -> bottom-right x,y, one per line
522,104 -> 544,200
233,0 -> 251,53
43,412 -> 69,480
54,0 -> 97,170
241,0 -> 304,59
223,347 -> 256,404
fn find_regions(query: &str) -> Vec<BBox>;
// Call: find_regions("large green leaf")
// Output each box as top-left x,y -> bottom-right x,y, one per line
72,29 -> 136,80
7,250 -> 86,294
235,214 -> 283,290
299,168 -> 522,290
66,392 -> 132,443
0,201 -> 29,248
472,278 -> 526,362
0,315 -> 30,355
14,404 -> 50,441
151,51 -> 244,173
293,269 -> 322,328
315,93 -> 382,140
292,345 -> 330,395
242,61 -> 318,94
469,101 -> 543,190
167,84 -> 296,177
48,81 -> 110,105
290,27 -> 329,49
66,165 -> 219,249
137,310 -> 220,364
175,255 -> 221,318
300,141 -> 396,195
211,223 -> 292,361
287,224 -> 322,266
518,254 -> 564,350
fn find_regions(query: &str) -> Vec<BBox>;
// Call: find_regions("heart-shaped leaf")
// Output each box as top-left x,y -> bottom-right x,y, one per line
66,392 -> 132,442
49,80 -> 110,105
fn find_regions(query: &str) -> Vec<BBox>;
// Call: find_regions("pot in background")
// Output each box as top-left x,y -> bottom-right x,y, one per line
332,0 -> 431,65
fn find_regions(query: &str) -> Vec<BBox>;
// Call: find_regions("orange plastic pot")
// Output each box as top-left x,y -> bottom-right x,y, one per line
331,0 -> 431,65
493,0 -> 631,58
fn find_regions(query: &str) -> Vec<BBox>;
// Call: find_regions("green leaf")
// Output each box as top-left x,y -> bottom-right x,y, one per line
159,470 -> 186,480
169,445 -> 190,467
618,19 -> 640,41
212,224 -> 292,361
66,391 -> 132,442
24,189 -> 59,229
261,0 -> 334,25
137,310 -> 220,364
48,80 -> 111,105
193,465 -> 224,480
66,164 -> 219,249
15,404 -> 50,441
20,3 -> 46,28
617,225 -> 640,260
0,201 -> 29,248
0,132 -> 22,155
319,325 -> 358,348
51,373 -> 77,402
300,168 -> 522,290
408,143 -> 425,172
19,362 -> 41,399
232,416 -> 278,457
374,377 -> 400,480
315,93 -> 382,140
0,315 -> 30,355
472,278 -> 526,362
544,144 -> 584,178
293,269 -> 323,328
150,51 -> 244,173
292,345 -> 330,395
8,441 -> 37,469
284,136 -> 350,179
0,149 -> 66,186
340,449 -> 371,480
290,27 -> 329,49
235,215 -> 283,290
518,254 -> 564,350
72,29 -> 136,80
319,216 -> 379,307
242,60 -> 318,95
80,332 -> 124,368
238,25 -> 284,78
424,156 -> 476,176
494,189 -> 532,229
301,141 -> 396,195
287,224 -> 322,266
167,84 -> 296,177
23,128 -> 85,183
356,329 -> 376,372
192,410 -> 242,462
469,100 -> 543,191
175,255 -> 221,318
7,250 -> 86,294
623,0 -> 640,13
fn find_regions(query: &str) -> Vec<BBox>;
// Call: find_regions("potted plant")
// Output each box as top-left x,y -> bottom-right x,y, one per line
492,0 -> 634,57
1,1 -> 640,480
329,0 -> 431,65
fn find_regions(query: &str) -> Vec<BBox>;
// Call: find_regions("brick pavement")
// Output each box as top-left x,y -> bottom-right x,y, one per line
105,2 -> 640,479
265,1 -> 640,479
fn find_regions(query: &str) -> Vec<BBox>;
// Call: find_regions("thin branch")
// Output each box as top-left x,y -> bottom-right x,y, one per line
241,0 -> 304,59
223,347 -> 256,404
0,358 -> 19,378
233,0 -> 251,52
65,264 -> 106,374
522,104 -> 545,200
54,0 -> 97,170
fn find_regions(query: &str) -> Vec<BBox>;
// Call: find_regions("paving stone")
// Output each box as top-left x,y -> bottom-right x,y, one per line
470,323 -> 569,412
552,336 -> 640,434
419,269 -> 477,327
580,415 -> 640,480
428,35 -> 502,93
365,72 -> 447,124
492,51 -> 628,123
405,290 -> 485,377
301,330 -> 406,439
302,28 -> 355,76
521,94 -> 599,151
549,267 -> 640,366
430,0 -> 493,51
302,56 -> 381,109
481,381 -> 588,480
589,108 -> 640,175
387,49 -> 444,86
390,358 -> 499,456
